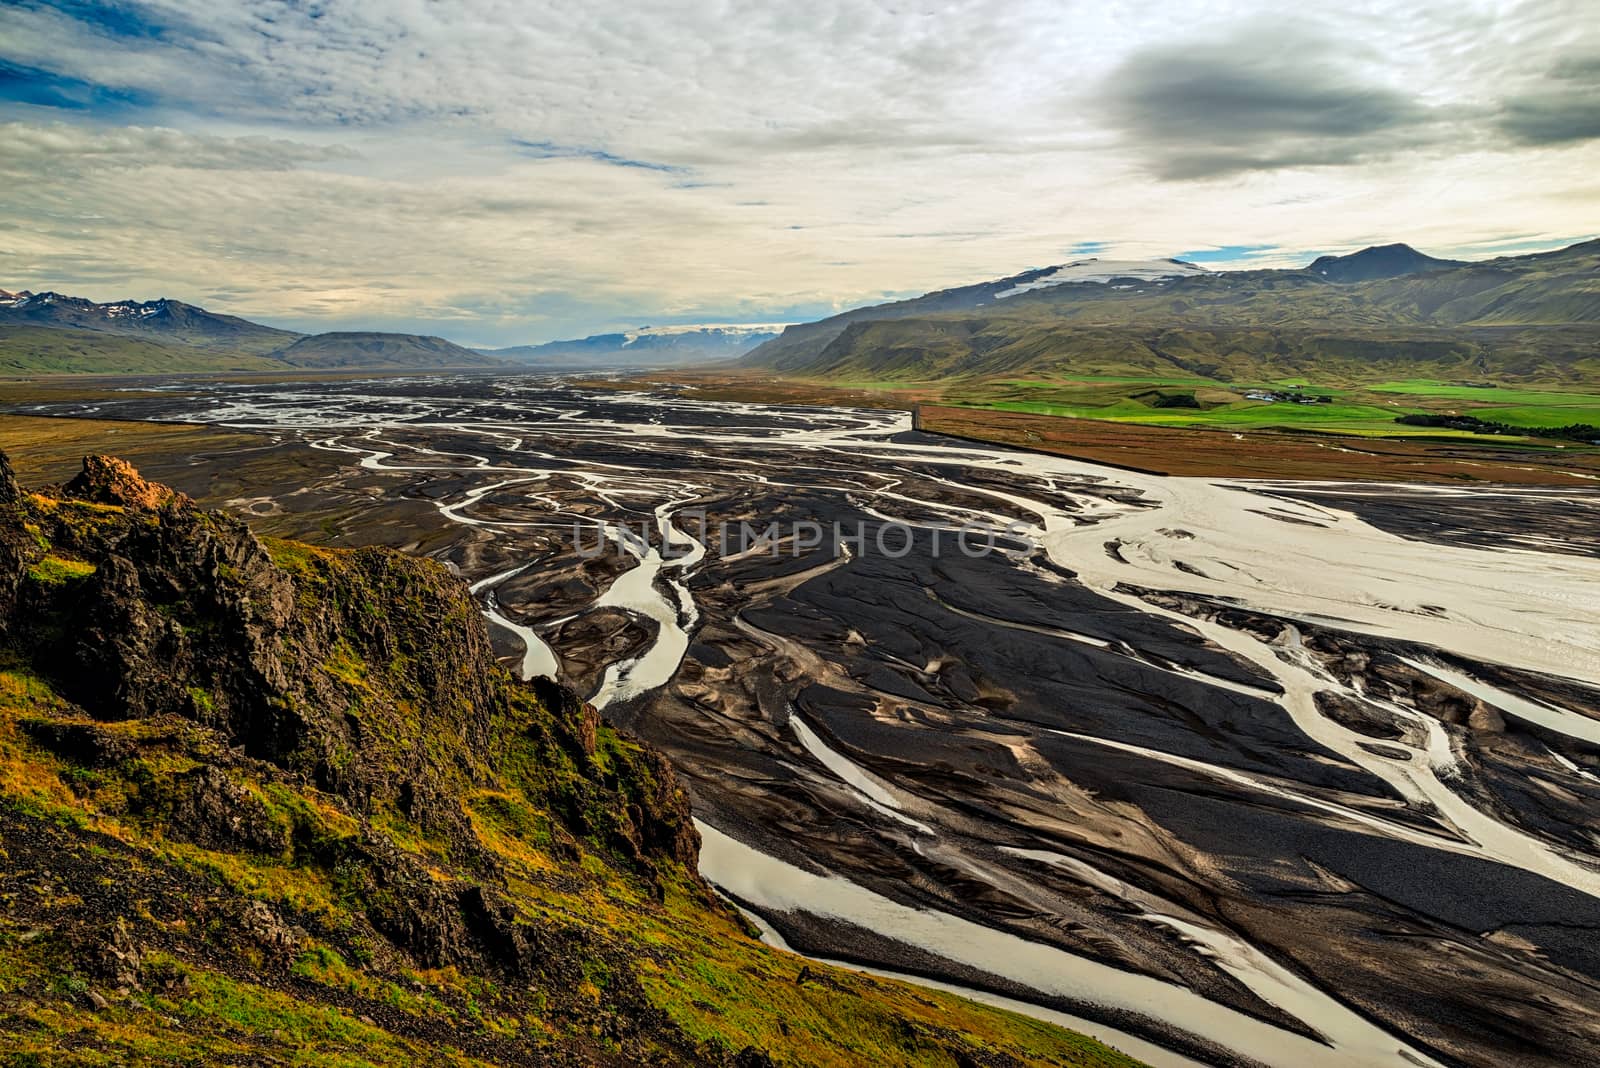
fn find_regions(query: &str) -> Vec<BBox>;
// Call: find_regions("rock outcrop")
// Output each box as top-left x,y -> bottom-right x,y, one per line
7,454 -> 697,864
0,451 -> 709,1060
62,453 -> 189,510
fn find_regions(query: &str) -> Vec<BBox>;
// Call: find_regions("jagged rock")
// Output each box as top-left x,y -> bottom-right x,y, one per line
26,456 -> 500,802
162,765 -> 292,855
237,900 -> 301,959
626,747 -> 699,868
63,454 -> 188,510
0,450 -> 720,1049
86,917 -> 143,991
459,883 -> 546,978
19,718 -> 138,767
0,453 -> 31,629
359,846 -> 475,969
0,450 -> 19,505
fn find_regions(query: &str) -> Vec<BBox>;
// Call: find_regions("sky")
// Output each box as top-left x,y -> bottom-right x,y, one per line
1,0 -> 1597,347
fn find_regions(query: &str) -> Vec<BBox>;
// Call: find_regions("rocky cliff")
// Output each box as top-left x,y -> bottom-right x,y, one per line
0,451 -> 1141,1067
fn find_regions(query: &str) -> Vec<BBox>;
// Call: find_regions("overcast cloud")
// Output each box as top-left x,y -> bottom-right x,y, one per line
0,0 -> 1596,344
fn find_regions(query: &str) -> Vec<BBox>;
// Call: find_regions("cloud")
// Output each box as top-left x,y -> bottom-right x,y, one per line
1099,22 -> 1443,180
0,3 -> 1596,342
1496,54 -> 1600,145
0,121 -> 356,175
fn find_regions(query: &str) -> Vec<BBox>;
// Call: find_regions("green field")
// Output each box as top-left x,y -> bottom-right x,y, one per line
1485,405 -> 1600,428
934,374 -> 1600,442
982,398 -> 1411,429
1367,380 -> 1600,405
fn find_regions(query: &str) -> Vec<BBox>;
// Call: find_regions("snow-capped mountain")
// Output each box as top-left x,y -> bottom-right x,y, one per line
485,323 -> 789,367
0,290 -> 301,352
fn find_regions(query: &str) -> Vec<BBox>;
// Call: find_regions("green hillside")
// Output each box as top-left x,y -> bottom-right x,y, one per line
799,319 -> 1600,386
0,325 -> 284,375
745,239 -> 1600,386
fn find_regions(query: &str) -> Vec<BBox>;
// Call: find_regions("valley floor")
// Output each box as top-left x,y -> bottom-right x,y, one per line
5,373 -> 1600,1067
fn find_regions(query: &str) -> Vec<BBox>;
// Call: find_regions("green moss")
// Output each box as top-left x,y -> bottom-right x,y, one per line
26,554 -> 97,586
322,639 -> 370,689
263,536 -> 338,579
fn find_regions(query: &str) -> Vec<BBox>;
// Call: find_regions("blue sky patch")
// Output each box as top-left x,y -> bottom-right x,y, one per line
0,60 -> 153,112
511,139 -> 685,174
28,1 -> 169,41
1174,244 -> 1280,263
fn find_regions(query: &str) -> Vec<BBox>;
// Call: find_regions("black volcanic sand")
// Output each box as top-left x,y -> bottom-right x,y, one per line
1266,483 -> 1600,558
13,374 -> 1600,1068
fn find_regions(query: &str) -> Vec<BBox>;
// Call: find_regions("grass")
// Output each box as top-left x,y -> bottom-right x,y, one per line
0,325 -> 283,376
1366,380 -> 1600,404
0,414 -> 263,487
1461,404 -> 1600,428
974,396 -> 1444,434
639,886 -> 1146,1068
926,370 -> 1600,441
0,945 -> 483,1067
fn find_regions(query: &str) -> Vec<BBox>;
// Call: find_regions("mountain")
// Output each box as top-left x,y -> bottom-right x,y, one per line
746,258 -> 1206,372
1307,243 -> 1467,283
743,239 -> 1600,383
0,290 -> 300,354
0,451 -> 1135,1067
486,323 -> 786,368
0,290 -> 504,373
271,330 -> 496,369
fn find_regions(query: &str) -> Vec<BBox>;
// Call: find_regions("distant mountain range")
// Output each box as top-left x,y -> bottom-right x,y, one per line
0,290 -> 498,374
0,288 -> 787,375
743,241 -> 1600,383
11,237 -> 1597,381
1307,243 -> 1467,283
481,323 -> 786,367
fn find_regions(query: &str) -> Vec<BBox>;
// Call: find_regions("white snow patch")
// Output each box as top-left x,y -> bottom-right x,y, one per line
995,258 -> 1208,299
